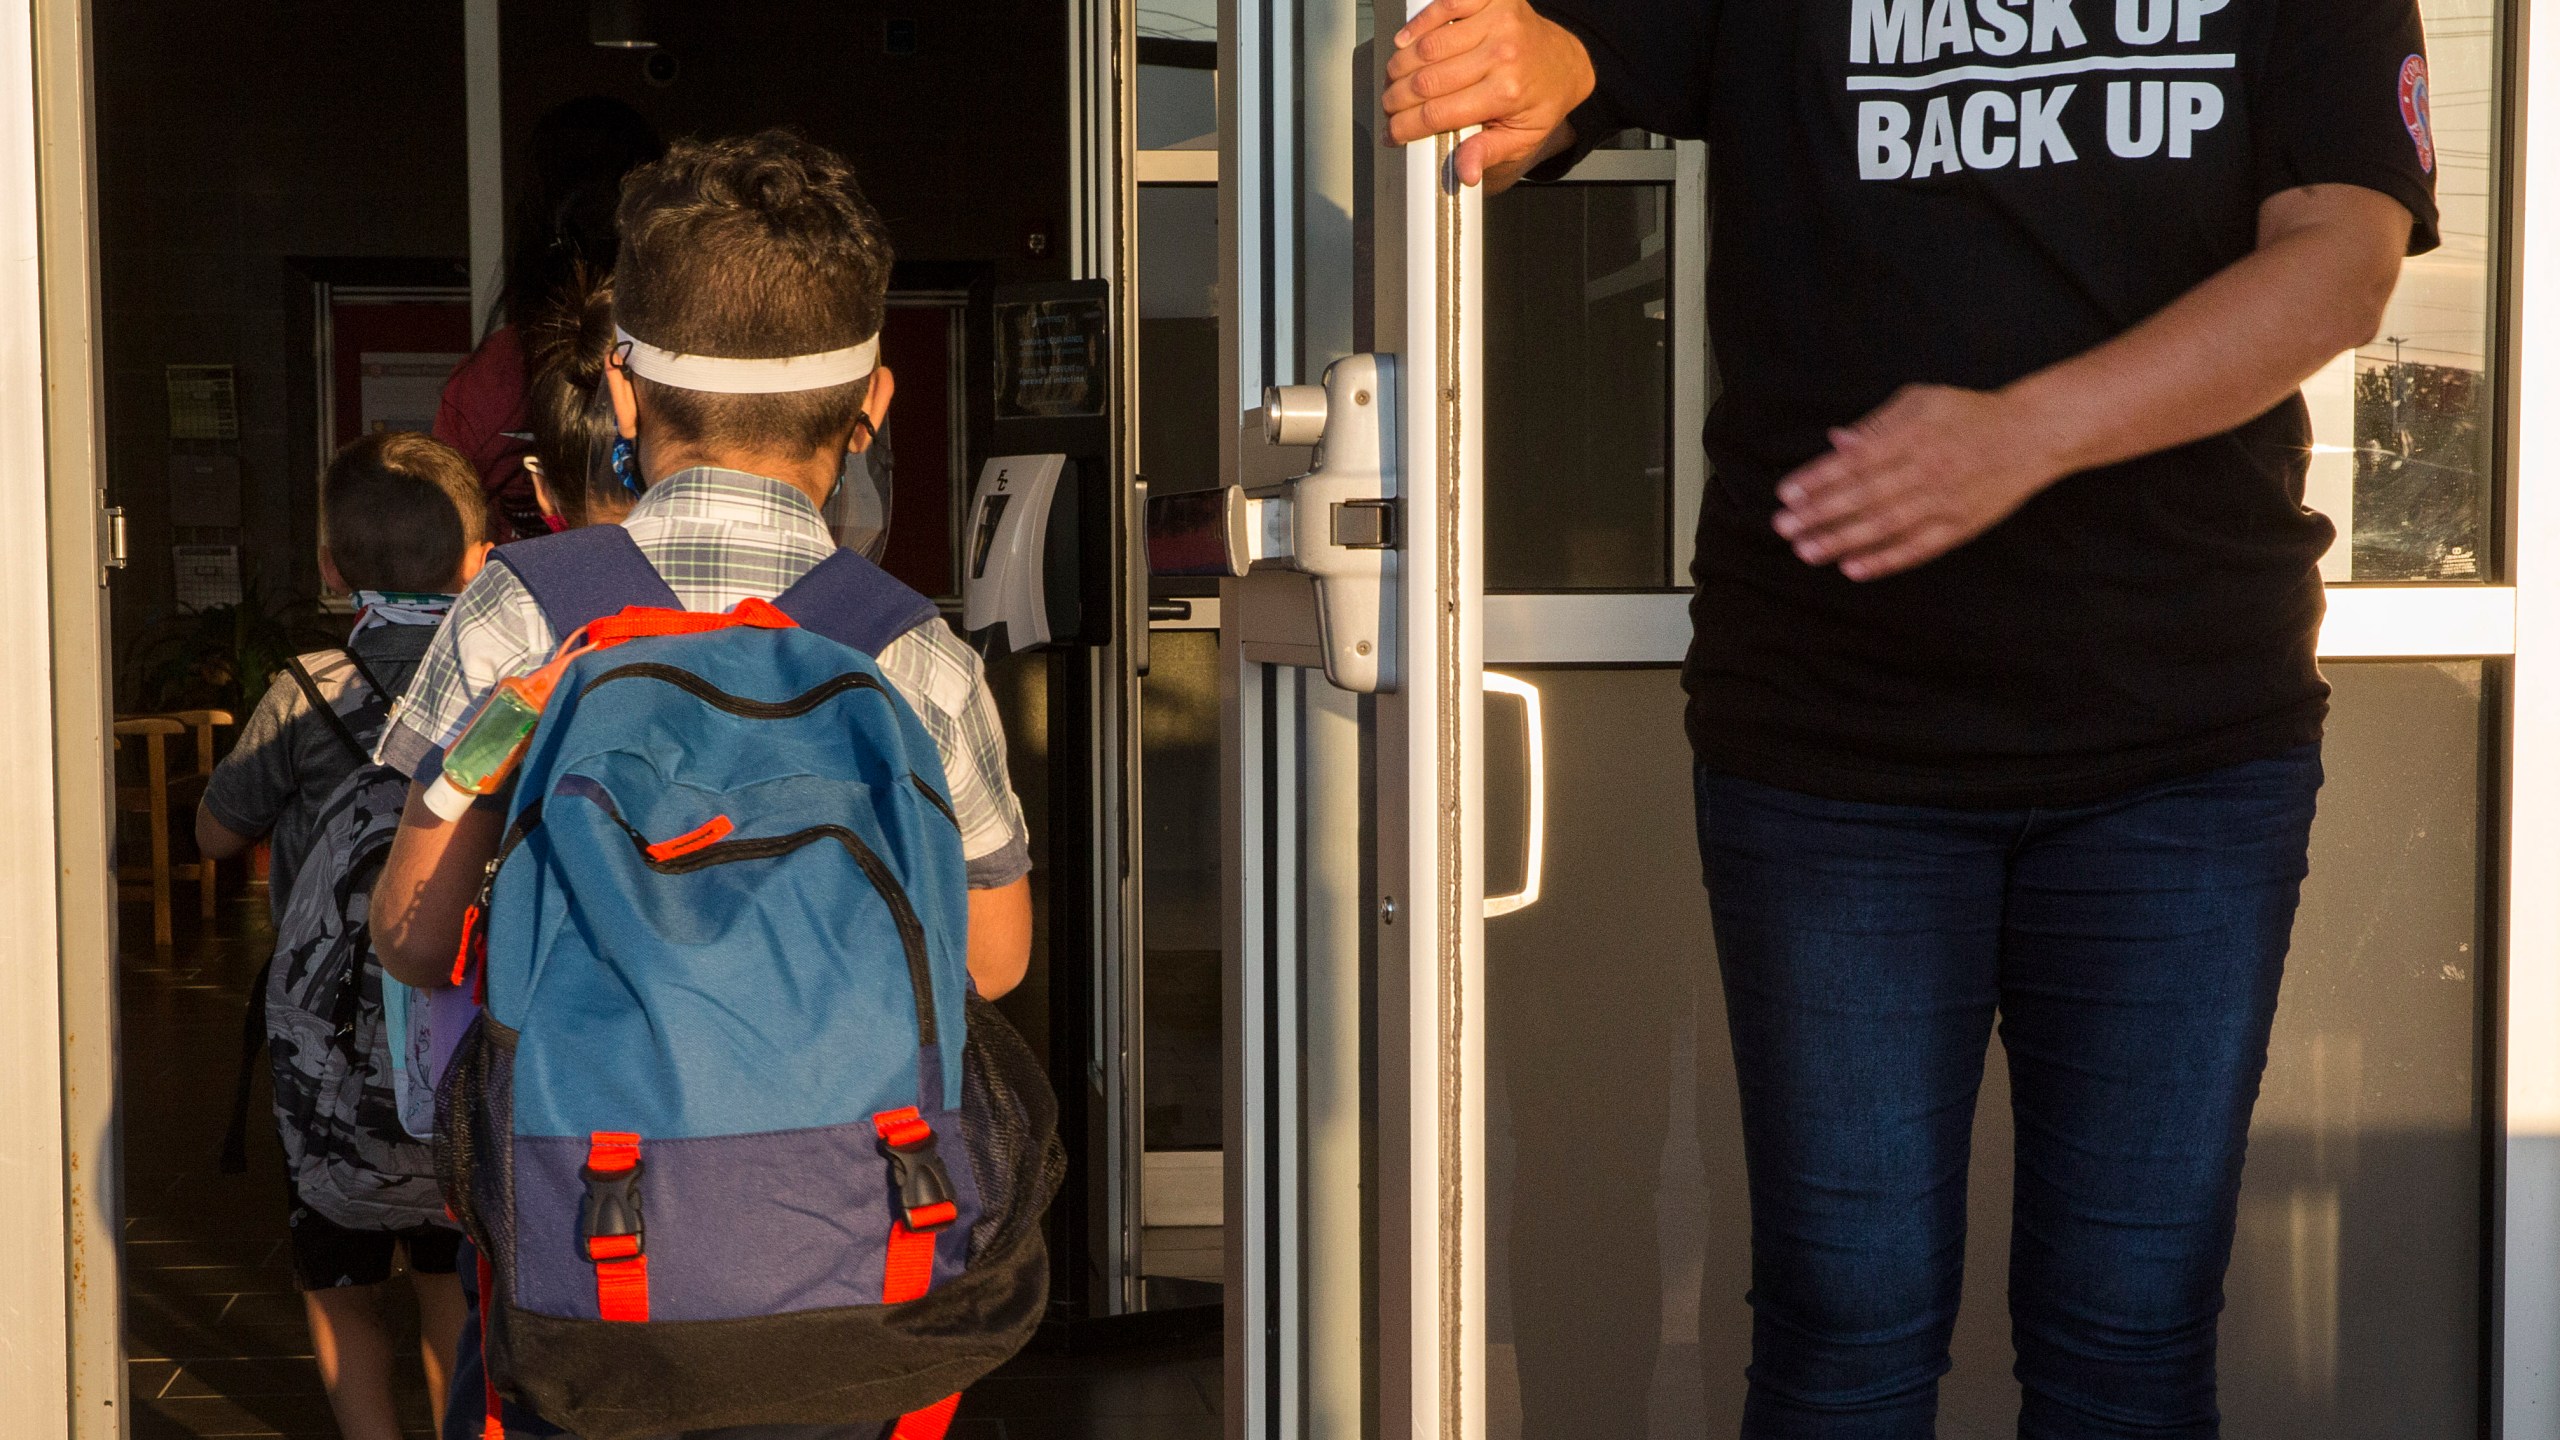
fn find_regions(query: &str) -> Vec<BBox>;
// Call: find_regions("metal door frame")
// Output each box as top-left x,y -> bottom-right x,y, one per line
1220,2 -> 1487,1435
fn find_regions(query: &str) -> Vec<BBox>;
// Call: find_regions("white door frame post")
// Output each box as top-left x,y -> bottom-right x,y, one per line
7,0 -> 119,1435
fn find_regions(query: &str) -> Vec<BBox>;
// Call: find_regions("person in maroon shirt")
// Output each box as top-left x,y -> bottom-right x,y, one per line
436,97 -> 660,541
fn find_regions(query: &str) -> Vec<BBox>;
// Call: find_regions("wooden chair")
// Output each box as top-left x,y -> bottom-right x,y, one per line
114,709 -> 234,947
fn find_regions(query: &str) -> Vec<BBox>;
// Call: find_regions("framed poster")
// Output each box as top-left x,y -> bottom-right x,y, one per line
290,258 -> 473,609
319,287 -> 472,450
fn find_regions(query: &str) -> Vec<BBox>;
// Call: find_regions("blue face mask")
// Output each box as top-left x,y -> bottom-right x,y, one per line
585,367 -> 641,503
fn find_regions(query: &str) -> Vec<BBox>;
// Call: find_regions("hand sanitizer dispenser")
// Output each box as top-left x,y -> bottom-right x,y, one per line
961,453 -> 1080,658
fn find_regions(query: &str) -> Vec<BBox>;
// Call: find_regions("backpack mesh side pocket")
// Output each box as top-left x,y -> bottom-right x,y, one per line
434,1013 -> 520,1270
958,995 -> 1064,1266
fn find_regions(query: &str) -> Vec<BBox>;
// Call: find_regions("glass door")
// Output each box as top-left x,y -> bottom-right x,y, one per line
1212,1 -> 2554,1438
1465,0 -> 2535,1435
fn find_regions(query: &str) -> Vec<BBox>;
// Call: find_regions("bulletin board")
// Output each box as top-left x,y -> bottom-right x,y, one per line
302,277 -> 472,611
318,287 -> 473,451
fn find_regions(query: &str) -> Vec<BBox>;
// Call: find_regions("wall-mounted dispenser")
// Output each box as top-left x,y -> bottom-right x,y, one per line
963,279 -> 1113,657
961,453 -> 1080,658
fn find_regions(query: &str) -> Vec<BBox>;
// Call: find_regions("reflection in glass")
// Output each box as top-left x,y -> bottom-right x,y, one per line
1137,0 -> 1217,151
1486,663 -> 2485,1438
1484,183 -> 1673,591
1138,186 -> 1221,496
2330,0 -> 2498,581
1140,628 -> 1221,1154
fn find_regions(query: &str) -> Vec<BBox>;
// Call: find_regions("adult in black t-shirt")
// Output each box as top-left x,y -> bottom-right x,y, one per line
1387,1 -> 2437,1434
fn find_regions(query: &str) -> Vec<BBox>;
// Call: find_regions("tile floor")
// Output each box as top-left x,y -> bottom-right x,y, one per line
119,888 -> 1221,1439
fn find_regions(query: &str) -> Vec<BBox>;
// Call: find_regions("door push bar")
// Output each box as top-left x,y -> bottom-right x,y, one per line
1251,354 -> 1402,693
1142,354 -> 1403,693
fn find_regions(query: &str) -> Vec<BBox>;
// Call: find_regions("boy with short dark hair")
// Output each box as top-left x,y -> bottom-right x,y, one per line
370,130 -> 1034,1440
200,431 -> 495,912
197,428 -> 489,1440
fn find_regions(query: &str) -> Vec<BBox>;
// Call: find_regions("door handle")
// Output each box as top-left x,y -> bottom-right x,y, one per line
1483,672 -> 1546,919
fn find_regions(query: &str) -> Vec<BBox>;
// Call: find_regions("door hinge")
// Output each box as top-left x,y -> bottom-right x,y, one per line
101,504 -> 127,574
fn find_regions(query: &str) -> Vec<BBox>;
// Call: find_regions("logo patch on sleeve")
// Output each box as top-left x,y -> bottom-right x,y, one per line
2400,55 -> 2436,174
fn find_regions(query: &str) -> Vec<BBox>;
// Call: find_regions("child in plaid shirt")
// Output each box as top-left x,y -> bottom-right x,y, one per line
367,132 -> 1033,1440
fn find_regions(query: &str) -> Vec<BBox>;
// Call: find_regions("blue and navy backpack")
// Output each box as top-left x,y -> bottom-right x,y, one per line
437,527 -> 1060,1440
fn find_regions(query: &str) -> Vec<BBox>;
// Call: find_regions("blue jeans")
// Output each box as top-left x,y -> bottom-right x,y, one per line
1694,746 -> 2322,1439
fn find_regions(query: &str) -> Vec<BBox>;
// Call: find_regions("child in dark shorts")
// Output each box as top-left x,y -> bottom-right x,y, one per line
284,1199 -> 462,1293
197,431 -> 491,1440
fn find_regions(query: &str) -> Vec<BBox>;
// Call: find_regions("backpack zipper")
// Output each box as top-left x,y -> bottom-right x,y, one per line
631,823 -> 940,1050
479,799 -> 545,912
909,773 -> 958,830
503,782 -> 944,1053
578,662 -> 890,720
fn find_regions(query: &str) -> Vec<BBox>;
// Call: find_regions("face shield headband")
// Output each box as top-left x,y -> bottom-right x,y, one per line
614,327 -> 880,394
603,325 -> 892,558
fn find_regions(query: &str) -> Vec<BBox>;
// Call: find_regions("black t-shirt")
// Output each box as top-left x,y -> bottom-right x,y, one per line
1536,0 -> 2442,805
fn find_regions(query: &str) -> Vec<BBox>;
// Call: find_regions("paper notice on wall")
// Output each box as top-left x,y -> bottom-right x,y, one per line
172,546 -> 242,612
357,353 -> 465,437
166,364 -> 239,441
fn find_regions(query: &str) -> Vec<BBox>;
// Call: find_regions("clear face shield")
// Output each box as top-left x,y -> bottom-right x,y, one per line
823,418 -> 894,562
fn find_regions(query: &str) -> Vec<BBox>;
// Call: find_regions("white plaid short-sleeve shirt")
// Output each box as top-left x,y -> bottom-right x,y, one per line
375,467 -> 1032,888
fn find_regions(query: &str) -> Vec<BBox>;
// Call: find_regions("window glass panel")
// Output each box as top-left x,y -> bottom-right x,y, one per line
1484,184 -> 1674,591
1485,661 -> 2485,1437
1138,186 -> 1221,496
2319,0 -> 2499,582
1141,629 -> 1221,1152
1137,1 -> 1218,151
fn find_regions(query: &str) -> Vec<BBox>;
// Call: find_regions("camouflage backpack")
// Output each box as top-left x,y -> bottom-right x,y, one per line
261,652 -> 449,1232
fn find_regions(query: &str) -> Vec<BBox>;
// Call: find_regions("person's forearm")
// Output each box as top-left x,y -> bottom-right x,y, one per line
966,877 -> 1033,1000
372,784 -> 505,989
1771,185 -> 2413,581
2000,187 -> 2408,482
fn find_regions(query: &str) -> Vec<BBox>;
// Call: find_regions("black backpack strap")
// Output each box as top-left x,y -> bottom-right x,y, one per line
217,955 -> 271,1174
282,652 -> 370,766
489,526 -> 681,639
338,645 -> 391,703
772,550 -> 942,656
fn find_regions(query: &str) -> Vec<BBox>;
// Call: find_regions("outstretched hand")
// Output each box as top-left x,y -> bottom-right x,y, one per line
1772,386 -> 2063,583
1383,0 -> 1596,189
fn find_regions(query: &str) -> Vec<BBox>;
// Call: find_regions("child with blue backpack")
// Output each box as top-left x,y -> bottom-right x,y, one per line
368,131 -> 1053,1440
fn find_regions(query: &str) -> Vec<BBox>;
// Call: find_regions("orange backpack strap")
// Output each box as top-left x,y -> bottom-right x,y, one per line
873,1108 -> 956,1304
890,1394 -> 962,1440
586,597 -> 799,645
477,1248 -> 507,1439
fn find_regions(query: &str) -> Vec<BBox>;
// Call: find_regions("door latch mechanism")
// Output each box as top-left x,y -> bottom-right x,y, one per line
1246,354 -> 1400,693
